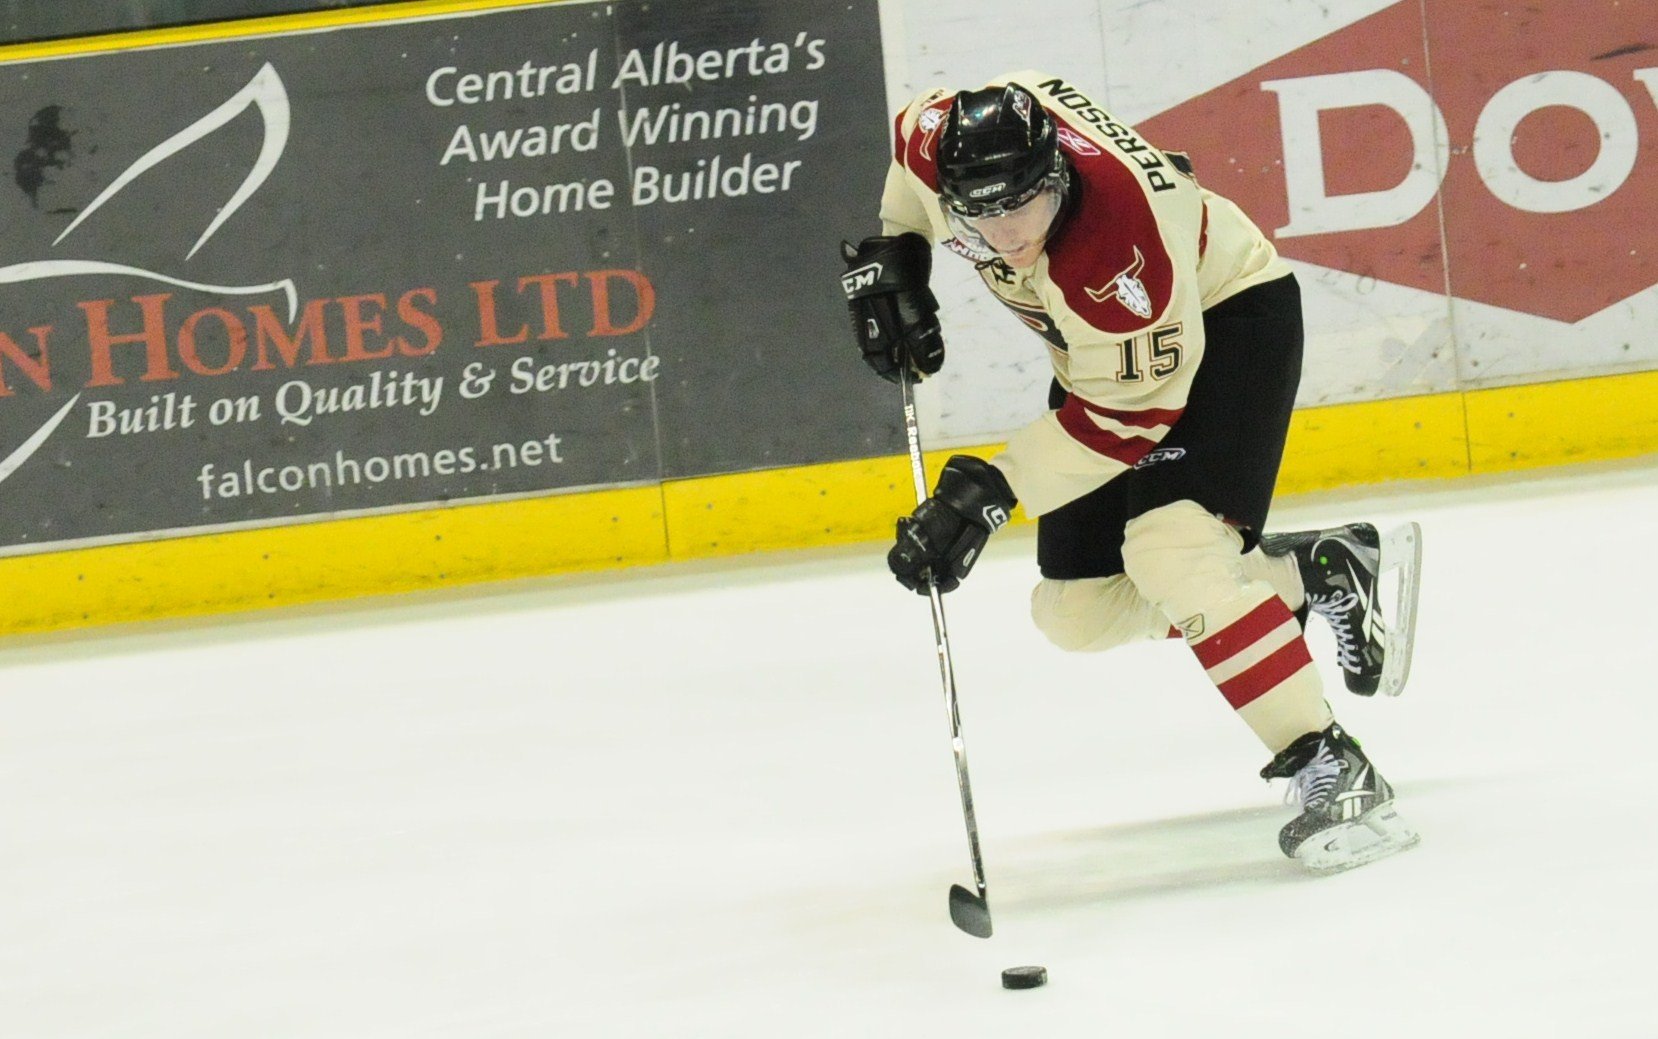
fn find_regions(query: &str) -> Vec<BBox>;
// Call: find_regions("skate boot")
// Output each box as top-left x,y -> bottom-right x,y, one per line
1260,723 -> 1420,874
1261,522 -> 1422,696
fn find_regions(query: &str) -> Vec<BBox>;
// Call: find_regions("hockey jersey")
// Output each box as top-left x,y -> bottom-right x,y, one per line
879,71 -> 1290,517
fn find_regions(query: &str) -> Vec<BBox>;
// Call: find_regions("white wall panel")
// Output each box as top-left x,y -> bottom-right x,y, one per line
1289,264 -> 1457,405
1453,291 -> 1658,390
1094,0 -> 1400,122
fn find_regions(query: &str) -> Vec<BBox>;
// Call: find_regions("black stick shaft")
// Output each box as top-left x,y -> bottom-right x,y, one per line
899,370 -> 991,932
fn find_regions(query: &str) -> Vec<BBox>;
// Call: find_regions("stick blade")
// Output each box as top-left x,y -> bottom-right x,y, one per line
949,884 -> 993,938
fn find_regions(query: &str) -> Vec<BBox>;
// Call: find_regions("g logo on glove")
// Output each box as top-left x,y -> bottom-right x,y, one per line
887,456 -> 1018,594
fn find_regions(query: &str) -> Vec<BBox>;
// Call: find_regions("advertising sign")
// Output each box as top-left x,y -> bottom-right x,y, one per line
1135,0 -> 1658,399
0,0 -> 892,551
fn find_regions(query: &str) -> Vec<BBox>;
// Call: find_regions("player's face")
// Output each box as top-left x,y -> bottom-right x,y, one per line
960,184 -> 1061,268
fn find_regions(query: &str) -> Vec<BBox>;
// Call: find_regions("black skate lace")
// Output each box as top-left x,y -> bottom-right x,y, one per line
1308,589 -> 1362,673
1284,744 -> 1342,809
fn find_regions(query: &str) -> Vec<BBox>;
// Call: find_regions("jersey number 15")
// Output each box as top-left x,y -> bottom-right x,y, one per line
1115,323 -> 1184,382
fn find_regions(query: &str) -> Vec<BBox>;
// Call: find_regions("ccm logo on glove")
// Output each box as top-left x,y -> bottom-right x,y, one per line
841,262 -> 884,295
838,233 -> 945,383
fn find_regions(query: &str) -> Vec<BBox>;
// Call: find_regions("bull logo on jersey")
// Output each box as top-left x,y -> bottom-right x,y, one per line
1085,246 -> 1154,319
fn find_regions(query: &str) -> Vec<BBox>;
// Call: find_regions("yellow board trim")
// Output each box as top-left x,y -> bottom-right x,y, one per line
2,369 -> 1652,637
1465,367 -> 1658,472
0,0 -> 574,64
661,443 -> 1015,560
1278,390 -> 1471,494
0,488 -> 664,636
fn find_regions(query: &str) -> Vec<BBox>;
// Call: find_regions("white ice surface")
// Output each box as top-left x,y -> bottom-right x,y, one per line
5,461 -> 1658,1038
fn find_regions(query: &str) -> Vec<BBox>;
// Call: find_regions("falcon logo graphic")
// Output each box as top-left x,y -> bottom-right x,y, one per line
0,64 -> 297,490
1085,246 -> 1154,318
0,62 -> 299,318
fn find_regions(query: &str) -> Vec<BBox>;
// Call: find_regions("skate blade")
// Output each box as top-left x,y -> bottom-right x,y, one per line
1294,802 -> 1422,875
1376,523 -> 1423,697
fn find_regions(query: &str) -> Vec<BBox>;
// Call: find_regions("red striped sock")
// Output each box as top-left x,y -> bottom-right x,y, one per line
1187,596 -> 1314,710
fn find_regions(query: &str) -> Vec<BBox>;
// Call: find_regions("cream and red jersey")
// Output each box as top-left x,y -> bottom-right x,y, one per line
879,71 -> 1291,517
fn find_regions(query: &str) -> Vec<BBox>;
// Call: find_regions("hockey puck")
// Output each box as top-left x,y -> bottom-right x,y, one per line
1001,965 -> 1047,990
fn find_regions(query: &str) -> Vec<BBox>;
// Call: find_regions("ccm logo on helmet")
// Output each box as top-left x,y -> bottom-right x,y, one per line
841,262 -> 883,296
969,182 -> 1008,198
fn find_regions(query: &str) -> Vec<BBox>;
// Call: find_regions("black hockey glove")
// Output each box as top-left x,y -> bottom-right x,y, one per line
888,456 -> 1016,594
839,232 -> 945,384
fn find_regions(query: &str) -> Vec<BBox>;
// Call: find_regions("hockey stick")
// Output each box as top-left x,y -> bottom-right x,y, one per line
898,366 -> 993,940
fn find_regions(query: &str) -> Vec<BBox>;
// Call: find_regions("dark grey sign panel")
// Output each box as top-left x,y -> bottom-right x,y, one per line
0,0 -> 896,550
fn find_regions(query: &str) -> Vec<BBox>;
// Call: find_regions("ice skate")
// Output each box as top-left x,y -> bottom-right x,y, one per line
1261,522 -> 1422,696
1260,723 -> 1420,874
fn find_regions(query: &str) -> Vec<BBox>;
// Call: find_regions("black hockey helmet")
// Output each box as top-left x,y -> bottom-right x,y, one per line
938,83 -> 1063,217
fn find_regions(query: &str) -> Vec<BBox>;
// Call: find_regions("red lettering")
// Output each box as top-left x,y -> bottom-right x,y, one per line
517,272 -> 580,340
394,287 -> 443,356
250,299 -> 335,370
338,294 -> 392,361
470,279 -> 530,346
587,269 -> 655,337
177,307 -> 248,376
0,326 -> 52,395
80,294 -> 178,387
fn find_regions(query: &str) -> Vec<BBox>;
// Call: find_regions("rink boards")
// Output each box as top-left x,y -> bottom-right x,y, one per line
4,367 -> 1654,634
1,0 -> 1655,634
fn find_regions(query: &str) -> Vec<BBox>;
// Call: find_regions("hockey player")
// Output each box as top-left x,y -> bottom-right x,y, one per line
839,74 -> 1422,872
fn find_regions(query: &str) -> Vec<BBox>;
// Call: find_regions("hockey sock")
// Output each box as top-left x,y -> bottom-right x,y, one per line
1184,584 -> 1333,752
